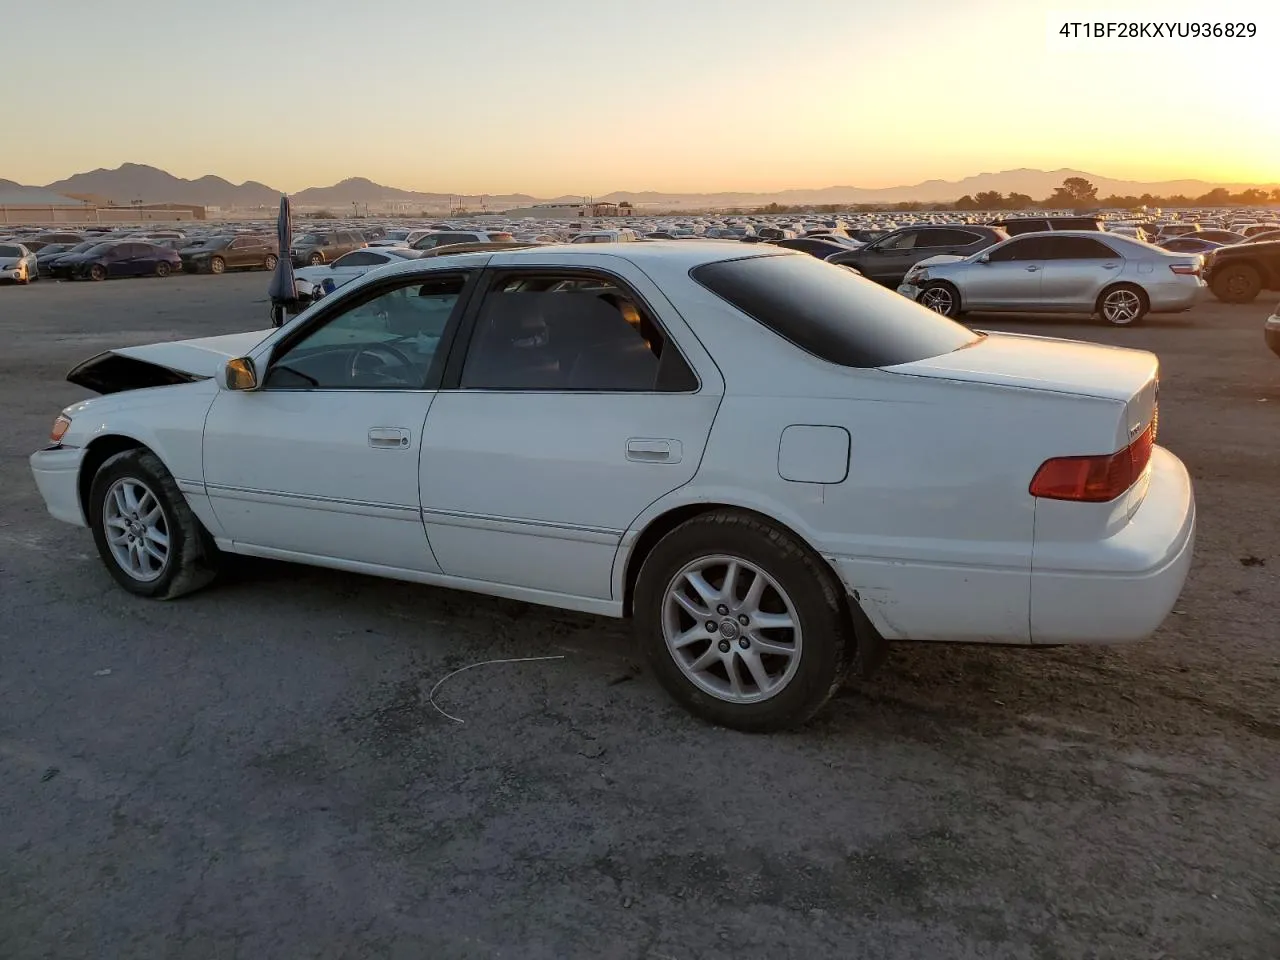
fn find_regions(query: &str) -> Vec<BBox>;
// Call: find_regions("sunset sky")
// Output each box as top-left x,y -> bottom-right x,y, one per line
2,0 -> 1274,194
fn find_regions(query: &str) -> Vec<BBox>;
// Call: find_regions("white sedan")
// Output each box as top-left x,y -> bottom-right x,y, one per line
293,247 -> 423,292
30,242 -> 1195,731
0,242 -> 39,283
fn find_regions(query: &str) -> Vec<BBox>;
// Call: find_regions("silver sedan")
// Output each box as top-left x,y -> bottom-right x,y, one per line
0,242 -> 39,284
897,231 -> 1206,325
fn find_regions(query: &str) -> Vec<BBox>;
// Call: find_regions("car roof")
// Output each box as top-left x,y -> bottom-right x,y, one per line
364,239 -> 793,282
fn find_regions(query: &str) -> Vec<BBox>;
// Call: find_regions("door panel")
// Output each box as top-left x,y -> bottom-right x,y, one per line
420,391 -> 720,598
962,261 -> 1044,309
203,390 -> 439,571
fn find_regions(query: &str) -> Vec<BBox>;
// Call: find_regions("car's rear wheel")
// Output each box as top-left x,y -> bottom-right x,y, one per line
155,261 -> 171,278
89,449 -> 220,599
918,280 -> 961,317
264,254 -> 278,270
1211,263 -> 1261,304
634,510 -> 854,732
309,252 -> 324,266
1097,284 -> 1148,325
88,264 -> 106,282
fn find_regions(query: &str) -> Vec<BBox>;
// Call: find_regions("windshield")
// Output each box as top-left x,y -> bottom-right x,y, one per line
0,244 -> 24,257
692,252 -> 979,368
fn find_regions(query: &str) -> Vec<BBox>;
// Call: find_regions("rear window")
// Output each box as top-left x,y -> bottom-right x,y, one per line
691,253 -> 980,368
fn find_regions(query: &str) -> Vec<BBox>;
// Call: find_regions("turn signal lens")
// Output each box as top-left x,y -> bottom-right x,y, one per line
50,414 -> 72,444
1029,422 -> 1155,503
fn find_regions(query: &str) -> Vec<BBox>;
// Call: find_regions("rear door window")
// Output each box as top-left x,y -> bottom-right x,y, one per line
691,253 -> 978,368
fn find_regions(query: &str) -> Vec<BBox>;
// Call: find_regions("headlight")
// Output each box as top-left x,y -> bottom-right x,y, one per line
907,269 -> 929,283
50,414 -> 72,444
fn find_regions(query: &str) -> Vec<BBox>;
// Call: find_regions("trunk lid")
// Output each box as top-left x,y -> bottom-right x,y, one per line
67,330 -> 273,395
883,331 -> 1157,403
884,330 -> 1159,461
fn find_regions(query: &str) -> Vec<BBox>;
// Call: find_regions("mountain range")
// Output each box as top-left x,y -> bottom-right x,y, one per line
7,163 -> 1278,211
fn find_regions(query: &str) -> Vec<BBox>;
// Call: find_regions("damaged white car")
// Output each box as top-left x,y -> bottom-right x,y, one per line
30,243 -> 1195,730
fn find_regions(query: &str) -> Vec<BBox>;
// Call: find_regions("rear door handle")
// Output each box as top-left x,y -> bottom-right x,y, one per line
1025,265 -> 1039,272
626,438 -> 682,463
369,427 -> 411,449
1101,263 -> 1119,269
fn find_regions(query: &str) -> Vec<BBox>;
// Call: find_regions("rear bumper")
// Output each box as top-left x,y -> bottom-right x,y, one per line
29,446 -> 88,527
1029,446 -> 1195,644
1266,314 -> 1280,358
1147,279 -> 1206,312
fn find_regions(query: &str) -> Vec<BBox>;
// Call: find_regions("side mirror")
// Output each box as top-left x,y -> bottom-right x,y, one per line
976,253 -> 991,264
222,357 -> 258,391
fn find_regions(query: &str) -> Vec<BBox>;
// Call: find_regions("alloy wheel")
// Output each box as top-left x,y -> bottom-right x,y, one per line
919,286 -> 954,314
661,554 -> 803,703
1102,289 -> 1141,324
102,478 -> 170,582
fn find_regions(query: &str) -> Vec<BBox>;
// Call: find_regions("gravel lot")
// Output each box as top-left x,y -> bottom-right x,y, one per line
1,272 -> 1277,959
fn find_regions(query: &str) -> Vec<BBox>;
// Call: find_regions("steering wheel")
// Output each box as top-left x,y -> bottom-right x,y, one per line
349,343 -> 416,384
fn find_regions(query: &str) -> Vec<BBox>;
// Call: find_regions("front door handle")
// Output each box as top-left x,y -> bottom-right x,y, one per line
1101,263 -> 1119,269
627,438 -> 682,464
1025,265 -> 1039,272
369,427 -> 411,449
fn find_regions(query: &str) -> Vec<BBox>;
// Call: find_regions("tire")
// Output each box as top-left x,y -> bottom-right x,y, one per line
1211,263 -> 1261,304
633,510 -> 855,732
88,263 -> 106,282
1097,283 -> 1148,326
209,256 -> 226,275
155,261 -> 172,278
88,449 -> 220,600
917,280 -> 961,317
308,252 -> 324,266
264,254 -> 278,271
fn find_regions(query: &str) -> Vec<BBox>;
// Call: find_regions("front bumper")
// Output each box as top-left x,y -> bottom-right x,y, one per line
29,445 -> 88,527
0,265 -> 26,281
896,282 -> 922,300
1266,314 -> 1280,359
1029,446 -> 1195,644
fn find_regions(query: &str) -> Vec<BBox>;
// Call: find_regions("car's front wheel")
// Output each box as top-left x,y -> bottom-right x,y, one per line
918,280 -> 962,317
88,264 -> 106,282
1211,263 -> 1262,304
89,449 -> 220,599
634,510 -> 854,732
210,256 -> 226,275
264,254 -> 278,271
155,261 -> 172,278
308,252 -> 324,266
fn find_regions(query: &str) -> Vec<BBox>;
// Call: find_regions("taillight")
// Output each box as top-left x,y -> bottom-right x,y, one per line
1169,261 -> 1200,276
1029,422 -> 1156,502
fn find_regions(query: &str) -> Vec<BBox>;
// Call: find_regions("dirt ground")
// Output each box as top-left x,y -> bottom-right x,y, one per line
1,272 -> 1276,959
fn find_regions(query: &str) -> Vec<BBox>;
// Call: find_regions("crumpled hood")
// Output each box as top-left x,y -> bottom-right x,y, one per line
910,254 -> 967,269
67,330 -> 274,394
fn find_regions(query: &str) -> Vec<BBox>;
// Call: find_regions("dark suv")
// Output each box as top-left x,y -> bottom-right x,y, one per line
988,216 -> 1104,235
1203,240 -> 1280,304
290,230 -> 365,266
827,225 -> 1007,286
181,235 -> 279,274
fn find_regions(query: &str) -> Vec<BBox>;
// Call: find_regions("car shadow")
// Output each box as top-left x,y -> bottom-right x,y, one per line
208,556 -> 1265,746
